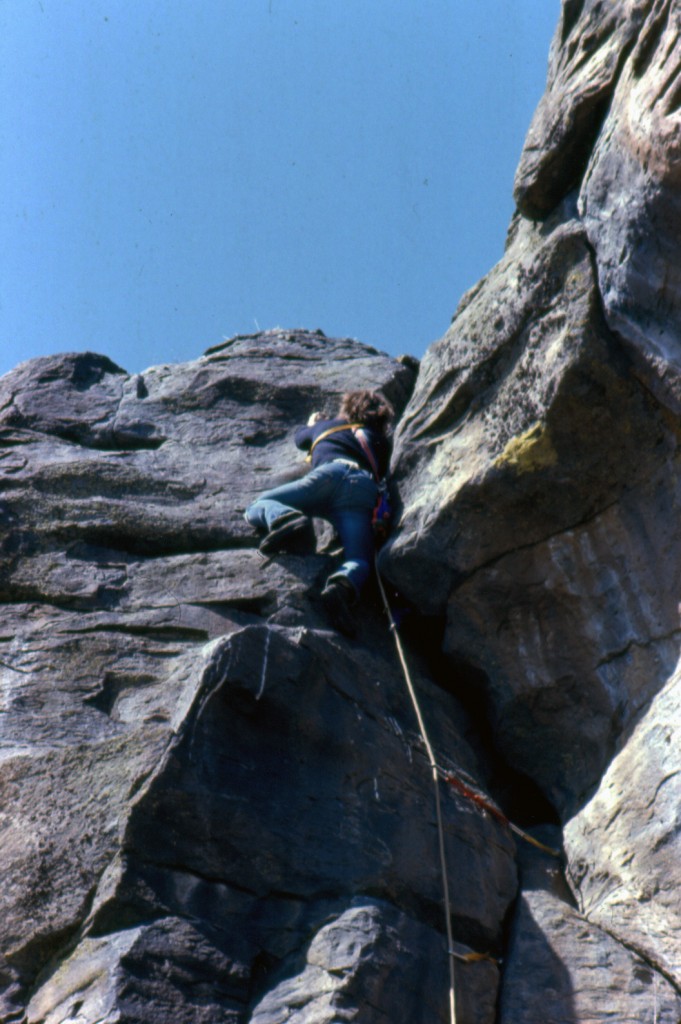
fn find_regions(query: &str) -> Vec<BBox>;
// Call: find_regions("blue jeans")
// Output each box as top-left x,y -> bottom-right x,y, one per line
245,461 -> 378,594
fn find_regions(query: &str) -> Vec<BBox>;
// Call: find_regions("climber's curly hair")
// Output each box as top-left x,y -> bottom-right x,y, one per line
339,389 -> 394,433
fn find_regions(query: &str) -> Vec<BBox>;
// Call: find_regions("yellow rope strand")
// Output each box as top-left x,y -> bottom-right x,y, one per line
508,823 -> 560,857
373,559 -> 562,1021
452,950 -> 499,965
375,564 -> 457,1024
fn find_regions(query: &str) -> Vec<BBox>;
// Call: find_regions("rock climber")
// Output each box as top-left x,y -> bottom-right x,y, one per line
245,389 -> 394,634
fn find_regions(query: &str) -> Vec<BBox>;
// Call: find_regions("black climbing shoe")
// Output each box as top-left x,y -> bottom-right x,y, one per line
259,512 -> 309,555
320,577 -> 357,637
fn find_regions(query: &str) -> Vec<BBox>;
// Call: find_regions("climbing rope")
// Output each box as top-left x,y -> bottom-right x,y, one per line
374,561 -> 561,1023
374,563 -> 459,1024
439,771 -> 560,858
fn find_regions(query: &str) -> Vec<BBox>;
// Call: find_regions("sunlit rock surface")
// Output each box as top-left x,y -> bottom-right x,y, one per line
5,0 -> 681,1020
564,667 -> 681,990
0,334 -> 516,1024
383,0 -> 681,1016
498,826 -> 681,1023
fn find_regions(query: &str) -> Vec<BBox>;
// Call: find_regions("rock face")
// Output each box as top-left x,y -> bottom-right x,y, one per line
516,0 -> 681,414
382,0 -> 681,1016
0,333 -> 517,1024
498,827 -> 681,1023
4,2 -> 681,1021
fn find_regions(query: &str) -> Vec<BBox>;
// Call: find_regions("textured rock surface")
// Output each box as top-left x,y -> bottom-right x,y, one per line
383,198 -> 679,818
564,667 -> 681,989
579,2 -> 681,415
5,2 -> 681,1020
0,333 -> 517,1024
382,0 -> 681,1017
517,0 -> 681,411
513,0 -> 651,219
498,828 -> 681,1023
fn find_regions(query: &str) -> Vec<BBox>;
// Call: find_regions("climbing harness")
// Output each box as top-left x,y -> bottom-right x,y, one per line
305,422 -> 365,461
305,421 -> 392,539
350,426 -> 380,478
374,560 -> 561,1024
351,427 -> 392,540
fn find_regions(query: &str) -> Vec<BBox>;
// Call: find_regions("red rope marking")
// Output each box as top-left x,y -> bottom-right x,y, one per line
441,771 -> 560,858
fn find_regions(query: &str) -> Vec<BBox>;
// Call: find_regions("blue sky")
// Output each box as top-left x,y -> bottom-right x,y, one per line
1,1 -> 559,379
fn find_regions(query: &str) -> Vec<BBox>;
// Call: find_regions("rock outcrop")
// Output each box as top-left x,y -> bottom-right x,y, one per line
382,0 -> 681,1018
0,334 -> 517,1024
4,1 -> 681,1021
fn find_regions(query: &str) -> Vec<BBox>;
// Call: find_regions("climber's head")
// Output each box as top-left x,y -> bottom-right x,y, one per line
339,390 -> 394,433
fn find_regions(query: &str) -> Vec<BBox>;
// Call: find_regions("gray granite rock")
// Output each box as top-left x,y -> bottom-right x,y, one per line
26,919 -> 246,1024
498,828 -> 681,1023
6,2 -> 681,1019
249,900 -> 498,1024
515,0 -> 681,416
443,461 -> 681,817
382,0 -> 681,1015
578,2 -> 681,415
514,0 -> 651,218
0,333 -> 414,558
0,332 -> 519,1024
564,667 -> 681,990
382,198 -> 678,817
17,617 -> 517,1024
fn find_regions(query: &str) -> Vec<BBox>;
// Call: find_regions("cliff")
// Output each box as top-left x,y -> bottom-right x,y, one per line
2,2 -> 681,1022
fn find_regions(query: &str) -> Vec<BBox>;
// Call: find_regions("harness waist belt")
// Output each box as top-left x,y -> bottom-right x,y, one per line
332,458 -> 369,473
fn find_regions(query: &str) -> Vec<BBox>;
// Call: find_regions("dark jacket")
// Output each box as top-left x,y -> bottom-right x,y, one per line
295,418 -> 391,478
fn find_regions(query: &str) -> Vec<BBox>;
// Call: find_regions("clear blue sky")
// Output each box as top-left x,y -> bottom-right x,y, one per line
1,0 -> 559,379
